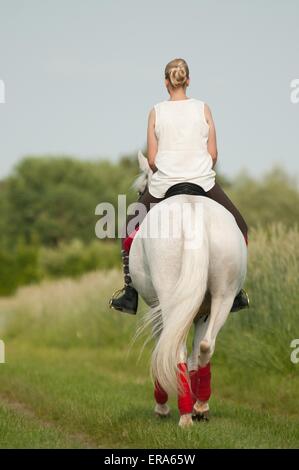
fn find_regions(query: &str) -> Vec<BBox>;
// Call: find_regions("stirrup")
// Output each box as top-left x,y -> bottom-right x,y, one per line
231,288 -> 250,313
109,287 -> 126,308
240,289 -> 250,308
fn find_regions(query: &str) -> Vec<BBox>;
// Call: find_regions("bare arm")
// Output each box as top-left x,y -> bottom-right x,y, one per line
147,108 -> 158,172
204,103 -> 218,168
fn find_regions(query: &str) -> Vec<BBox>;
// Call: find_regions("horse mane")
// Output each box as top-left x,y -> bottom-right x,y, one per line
131,172 -> 148,194
131,150 -> 151,195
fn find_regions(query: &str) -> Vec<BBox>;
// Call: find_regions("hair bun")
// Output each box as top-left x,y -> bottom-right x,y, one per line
165,58 -> 189,89
169,66 -> 187,88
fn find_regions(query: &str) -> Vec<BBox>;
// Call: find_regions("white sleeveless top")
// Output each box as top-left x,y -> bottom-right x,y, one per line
148,97 -> 216,198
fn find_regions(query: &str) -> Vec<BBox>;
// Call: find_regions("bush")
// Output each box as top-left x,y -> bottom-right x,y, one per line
15,241 -> 41,285
0,242 -> 40,296
39,239 -> 120,279
0,239 -> 120,297
227,167 -> 299,230
0,250 -> 19,295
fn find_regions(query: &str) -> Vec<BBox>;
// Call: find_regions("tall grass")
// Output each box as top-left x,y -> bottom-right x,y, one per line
0,269 -> 137,349
218,224 -> 299,375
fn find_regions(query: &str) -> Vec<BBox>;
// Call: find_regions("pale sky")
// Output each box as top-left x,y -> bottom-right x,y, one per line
0,0 -> 298,180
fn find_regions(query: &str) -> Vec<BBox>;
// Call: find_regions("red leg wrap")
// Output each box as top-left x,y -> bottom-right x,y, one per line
177,363 -> 193,415
197,362 -> 211,402
189,369 -> 198,405
122,227 -> 140,253
154,380 -> 168,405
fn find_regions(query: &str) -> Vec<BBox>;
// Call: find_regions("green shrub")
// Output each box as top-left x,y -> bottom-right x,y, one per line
39,239 -> 120,279
0,242 -> 41,296
15,241 -> 41,285
0,250 -> 19,295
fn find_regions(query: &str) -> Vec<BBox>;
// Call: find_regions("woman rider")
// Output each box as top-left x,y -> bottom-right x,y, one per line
109,58 -> 249,314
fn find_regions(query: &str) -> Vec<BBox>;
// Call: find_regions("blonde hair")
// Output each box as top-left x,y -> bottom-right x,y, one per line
164,58 -> 189,89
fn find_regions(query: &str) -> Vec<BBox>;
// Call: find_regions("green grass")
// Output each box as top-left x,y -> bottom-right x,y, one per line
0,405 -> 87,449
0,224 -> 298,448
0,343 -> 298,449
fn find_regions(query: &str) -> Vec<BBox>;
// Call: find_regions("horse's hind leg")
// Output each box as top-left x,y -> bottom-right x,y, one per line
191,294 -> 235,421
192,363 -> 211,421
151,306 -> 170,418
188,316 -> 209,400
154,380 -> 170,418
197,296 -> 235,420
177,345 -> 193,428
188,317 -> 211,421
199,294 -> 234,366
153,323 -> 193,426
195,295 -> 235,418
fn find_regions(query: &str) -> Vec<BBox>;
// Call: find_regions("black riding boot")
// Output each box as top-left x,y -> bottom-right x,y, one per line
109,249 -> 138,315
230,289 -> 250,312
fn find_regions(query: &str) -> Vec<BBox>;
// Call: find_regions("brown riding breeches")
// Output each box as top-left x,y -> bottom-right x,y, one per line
121,181 -> 248,247
205,182 -> 248,241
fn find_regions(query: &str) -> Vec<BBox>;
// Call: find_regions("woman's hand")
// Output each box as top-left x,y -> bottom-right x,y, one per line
147,107 -> 158,172
150,163 -> 158,173
204,104 -> 218,168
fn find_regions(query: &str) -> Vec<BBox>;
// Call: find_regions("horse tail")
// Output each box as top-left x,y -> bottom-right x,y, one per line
151,201 -> 209,395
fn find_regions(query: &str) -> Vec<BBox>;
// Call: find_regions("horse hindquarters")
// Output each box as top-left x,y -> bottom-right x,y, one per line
150,202 -> 210,400
129,197 -> 247,426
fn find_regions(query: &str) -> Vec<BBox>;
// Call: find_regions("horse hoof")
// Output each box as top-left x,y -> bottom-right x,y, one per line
192,411 -> 210,422
198,410 -> 210,422
178,413 -> 193,428
192,401 -> 210,422
154,403 -> 170,418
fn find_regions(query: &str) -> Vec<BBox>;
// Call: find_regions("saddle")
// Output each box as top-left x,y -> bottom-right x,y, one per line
164,182 -> 206,199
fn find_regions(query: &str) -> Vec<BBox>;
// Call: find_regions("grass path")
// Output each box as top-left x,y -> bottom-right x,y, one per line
0,341 -> 298,449
0,398 -> 94,449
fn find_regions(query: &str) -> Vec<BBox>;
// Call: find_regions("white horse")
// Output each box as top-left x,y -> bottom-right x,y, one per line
129,151 -> 247,427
